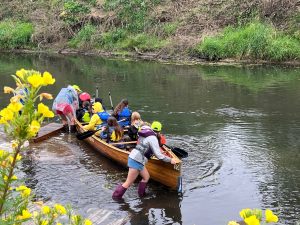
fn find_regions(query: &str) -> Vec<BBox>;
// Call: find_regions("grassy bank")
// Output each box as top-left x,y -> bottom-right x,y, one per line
0,0 -> 299,63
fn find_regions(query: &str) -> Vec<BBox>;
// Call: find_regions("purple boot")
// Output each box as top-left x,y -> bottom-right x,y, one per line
138,182 -> 147,197
112,184 -> 127,199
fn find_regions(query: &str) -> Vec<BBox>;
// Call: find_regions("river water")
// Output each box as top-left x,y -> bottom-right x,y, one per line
0,53 -> 299,225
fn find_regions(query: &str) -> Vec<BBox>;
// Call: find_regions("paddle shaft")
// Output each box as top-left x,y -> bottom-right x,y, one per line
109,92 -> 114,110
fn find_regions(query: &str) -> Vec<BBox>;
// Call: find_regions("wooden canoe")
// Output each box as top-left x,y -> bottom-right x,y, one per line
75,119 -> 182,191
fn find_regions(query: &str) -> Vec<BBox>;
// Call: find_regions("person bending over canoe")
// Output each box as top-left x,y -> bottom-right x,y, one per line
52,85 -> 79,133
83,102 -> 110,135
112,124 -> 178,199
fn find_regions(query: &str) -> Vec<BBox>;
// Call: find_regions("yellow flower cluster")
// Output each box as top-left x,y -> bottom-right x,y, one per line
0,69 -> 56,139
228,208 -> 279,225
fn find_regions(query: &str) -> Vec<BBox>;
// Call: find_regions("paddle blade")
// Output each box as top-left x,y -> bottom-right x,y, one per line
172,147 -> 188,158
76,130 -> 96,140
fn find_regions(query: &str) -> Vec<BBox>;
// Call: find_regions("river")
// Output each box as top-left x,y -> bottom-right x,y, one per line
0,53 -> 299,225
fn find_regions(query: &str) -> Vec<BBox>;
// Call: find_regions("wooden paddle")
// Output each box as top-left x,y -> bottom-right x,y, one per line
76,119 -> 126,140
164,144 -> 188,158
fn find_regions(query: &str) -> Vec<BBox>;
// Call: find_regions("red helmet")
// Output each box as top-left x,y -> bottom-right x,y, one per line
79,92 -> 91,101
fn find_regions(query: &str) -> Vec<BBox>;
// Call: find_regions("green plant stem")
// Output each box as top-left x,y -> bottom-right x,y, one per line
0,142 -> 22,215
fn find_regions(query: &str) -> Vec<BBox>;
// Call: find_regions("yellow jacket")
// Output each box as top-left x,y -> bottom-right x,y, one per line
83,102 -> 104,134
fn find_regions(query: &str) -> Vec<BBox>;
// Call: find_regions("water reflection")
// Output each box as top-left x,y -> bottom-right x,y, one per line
0,53 -> 300,225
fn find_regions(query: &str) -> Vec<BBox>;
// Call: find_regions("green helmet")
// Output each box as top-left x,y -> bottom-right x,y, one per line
151,121 -> 162,132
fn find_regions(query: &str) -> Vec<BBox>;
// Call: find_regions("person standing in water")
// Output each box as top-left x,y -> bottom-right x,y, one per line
112,124 -> 178,199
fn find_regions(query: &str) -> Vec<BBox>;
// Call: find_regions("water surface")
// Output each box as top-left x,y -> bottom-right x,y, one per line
0,53 -> 299,225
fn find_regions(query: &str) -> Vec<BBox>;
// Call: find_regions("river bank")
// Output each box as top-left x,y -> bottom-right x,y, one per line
3,48 -> 300,68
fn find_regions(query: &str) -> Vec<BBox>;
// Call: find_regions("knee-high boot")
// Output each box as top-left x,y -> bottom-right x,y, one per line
138,182 -> 147,197
112,184 -> 127,199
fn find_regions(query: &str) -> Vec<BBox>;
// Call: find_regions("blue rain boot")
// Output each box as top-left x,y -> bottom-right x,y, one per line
112,184 -> 127,199
138,182 -> 147,197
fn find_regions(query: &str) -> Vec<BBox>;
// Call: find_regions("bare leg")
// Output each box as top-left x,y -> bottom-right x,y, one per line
65,112 -> 75,125
122,168 -> 140,188
139,167 -> 150,183
59,114 -> 68,125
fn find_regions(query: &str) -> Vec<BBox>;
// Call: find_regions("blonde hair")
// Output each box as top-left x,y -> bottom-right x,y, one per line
131,111 -> 141,124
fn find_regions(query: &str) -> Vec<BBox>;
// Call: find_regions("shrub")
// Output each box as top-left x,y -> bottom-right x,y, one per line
0,20 -> 34,49
194,21 -> 300,61
69,24 -> 98,49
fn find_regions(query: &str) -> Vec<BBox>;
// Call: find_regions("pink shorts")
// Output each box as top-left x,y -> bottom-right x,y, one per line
56,104 -> 73,115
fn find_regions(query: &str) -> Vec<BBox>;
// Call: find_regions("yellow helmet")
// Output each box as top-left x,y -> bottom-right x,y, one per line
151,121 -> 162,132
72,85 -> 81,92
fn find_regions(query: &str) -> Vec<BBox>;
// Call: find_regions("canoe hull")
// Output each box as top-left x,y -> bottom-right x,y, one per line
76,120 -> 182,191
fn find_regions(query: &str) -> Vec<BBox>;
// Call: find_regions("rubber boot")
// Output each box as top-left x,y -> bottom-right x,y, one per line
70,125 -> 76,133
138,182 -> 147,197
112,184 -> 127,199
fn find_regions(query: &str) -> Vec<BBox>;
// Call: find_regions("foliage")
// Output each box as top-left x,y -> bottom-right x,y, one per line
99,31 -> 167,51
194,21 -> 300,61
61,0 -> 91,25
0,20 -> 34,49
68,24 -> 99,49
228,208 -> 279,225
0,69 -> 92,225
103,0 -> 160,33
162,22 -> 179,37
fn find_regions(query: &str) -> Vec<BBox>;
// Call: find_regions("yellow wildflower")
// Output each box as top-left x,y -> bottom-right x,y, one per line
265,209 -> 278,223
10,94 -> 23,103
16,68 -> 27,80
28,120 -> 40,137
11,175 -> 18,180
54,204 -> 66,215
228,221 -> 240,225
0,108 -> 14,121
7,102 -> 23,112
39,93 -> 53,101
8,156 -> 14,164
244,215 -> 260,225
56,223 -> 62,225
16,185 -> 28,191
27,74 -> 43,88
38,103 -> 54,118
17,209 -> 32,220
16,153 -> 22,161
21,187 -> 31,197
4,86 -> 14,94
84,219 -> 93,225
41,220 -> 49,225
240,208 -> 252,219
12,141 -> 18,149
42,205 -> 51,214
42,71 -> 56,85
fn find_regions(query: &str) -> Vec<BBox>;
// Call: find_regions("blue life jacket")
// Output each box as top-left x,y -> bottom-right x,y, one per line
118,107 -> 131,127
97,111 -> 110,125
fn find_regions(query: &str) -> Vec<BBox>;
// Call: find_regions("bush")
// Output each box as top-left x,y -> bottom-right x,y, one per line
194,21 -> 300,61
0,20 -> 34,49
69,24 -> 98,49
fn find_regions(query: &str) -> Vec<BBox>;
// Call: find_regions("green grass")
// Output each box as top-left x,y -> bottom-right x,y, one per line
0,20 -> 34,49
68,24 -> 98,49
194,21 -> 300,61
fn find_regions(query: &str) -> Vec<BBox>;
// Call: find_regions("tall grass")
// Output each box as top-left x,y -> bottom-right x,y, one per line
195,21 -> 300,61
0,20 -> 34,49
68,24 -> 98,49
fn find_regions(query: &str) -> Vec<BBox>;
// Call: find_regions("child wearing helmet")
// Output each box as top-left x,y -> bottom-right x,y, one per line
151,121 -> 166,147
